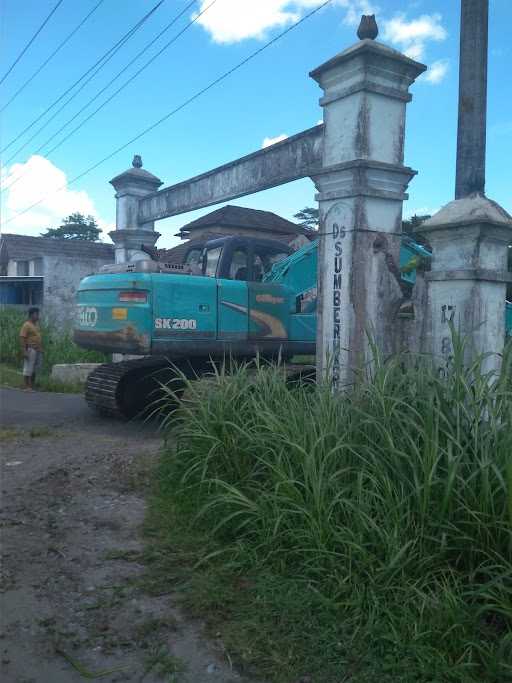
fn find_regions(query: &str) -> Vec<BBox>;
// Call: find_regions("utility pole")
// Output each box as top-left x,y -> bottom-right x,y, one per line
455,0 -> 488,198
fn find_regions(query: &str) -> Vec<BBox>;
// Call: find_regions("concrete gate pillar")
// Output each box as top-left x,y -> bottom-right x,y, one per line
416,196 -> 512,376
109,155 -> 163,264
310,30 -> 425,388
416,1 -> 512,377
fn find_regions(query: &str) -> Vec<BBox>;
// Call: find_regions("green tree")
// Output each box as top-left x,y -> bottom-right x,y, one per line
41,212 -> 101,241
293,206 -> 319,230
401,213 -> 431,234
295,209 -> 434,235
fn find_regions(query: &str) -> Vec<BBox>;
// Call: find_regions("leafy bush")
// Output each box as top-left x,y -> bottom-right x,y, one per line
0,308 -> 107,372
157,340 -> 512,682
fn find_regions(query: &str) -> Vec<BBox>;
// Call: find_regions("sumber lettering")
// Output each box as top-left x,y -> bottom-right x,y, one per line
330,224 -> 346,390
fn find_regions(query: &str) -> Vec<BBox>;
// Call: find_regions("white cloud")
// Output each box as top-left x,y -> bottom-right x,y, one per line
195,0 -> 377,44
382,13 -> 447,61
0,156 -> 112,237
262,133 -> 289,148
196,0 -> 300,44
342,0 -> 378,27
424,58 -> 449,84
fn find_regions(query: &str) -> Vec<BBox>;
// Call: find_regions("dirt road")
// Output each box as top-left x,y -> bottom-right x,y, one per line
0,388 -> 251,683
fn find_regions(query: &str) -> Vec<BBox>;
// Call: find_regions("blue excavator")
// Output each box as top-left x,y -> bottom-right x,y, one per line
74,235 -> 511,418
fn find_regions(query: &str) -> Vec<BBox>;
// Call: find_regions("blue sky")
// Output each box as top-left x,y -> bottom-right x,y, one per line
1,0 -> 510,248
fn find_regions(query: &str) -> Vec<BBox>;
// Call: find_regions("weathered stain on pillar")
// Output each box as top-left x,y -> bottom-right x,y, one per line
354,98 -> 370,158
394,116 -> 406,166
455,0 -> 488,199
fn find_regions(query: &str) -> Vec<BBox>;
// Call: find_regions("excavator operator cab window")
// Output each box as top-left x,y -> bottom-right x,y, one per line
184,247 -> 203,274
229,249 -> 249,280
253,255 -> 264,282
252,248 -> 290,281
204,246 -> 222,277
184,248 -> 202,266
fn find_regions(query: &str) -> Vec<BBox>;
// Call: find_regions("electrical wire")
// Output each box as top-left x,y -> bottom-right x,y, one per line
5,0 -> 204,170
2,0 -> 171,168
1,0 -> 204,198
1,0 -> 106,113
0,0 -> 165,156
0,0 -> 65,86
1,0 -> 332,228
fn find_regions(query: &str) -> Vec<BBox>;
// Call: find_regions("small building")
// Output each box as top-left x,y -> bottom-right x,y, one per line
159,205 -> 313,264
0,234 -> 114,324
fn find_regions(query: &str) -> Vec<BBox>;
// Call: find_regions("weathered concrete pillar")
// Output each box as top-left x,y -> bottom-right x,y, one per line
416,195 -> 512,375
455,0 -> 488,199
310,26 -> 425,388
109,155 -> 162,264
419,1 -> 511,376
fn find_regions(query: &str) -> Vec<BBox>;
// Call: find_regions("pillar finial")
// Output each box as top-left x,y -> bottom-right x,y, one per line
357,14 -> 378,40
132,154 -> 143,169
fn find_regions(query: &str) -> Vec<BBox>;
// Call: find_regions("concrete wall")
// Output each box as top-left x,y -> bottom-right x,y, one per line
42,255 -> 111,327
396,269 -> 429,357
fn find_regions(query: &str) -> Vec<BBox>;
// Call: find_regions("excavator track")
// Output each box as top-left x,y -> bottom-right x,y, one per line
86,358 -> 162,419
85,357 -> 203,420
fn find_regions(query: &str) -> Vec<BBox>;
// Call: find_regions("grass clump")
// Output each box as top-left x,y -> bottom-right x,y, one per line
149,339 -> 512,683
0,308 -> 107,372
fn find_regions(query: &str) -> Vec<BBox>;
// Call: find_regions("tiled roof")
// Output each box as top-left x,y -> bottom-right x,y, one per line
0,234 -> 115,261
158,235 -> 224,264
179,205 -> 308,236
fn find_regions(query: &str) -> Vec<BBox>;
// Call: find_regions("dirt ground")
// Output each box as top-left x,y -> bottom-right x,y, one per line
0,387 -> 256,683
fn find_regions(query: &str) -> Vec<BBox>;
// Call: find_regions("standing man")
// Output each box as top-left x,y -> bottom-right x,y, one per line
20,307 -> 43,391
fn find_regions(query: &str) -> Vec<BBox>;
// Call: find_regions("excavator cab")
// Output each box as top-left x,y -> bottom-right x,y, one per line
201,236 -> 292,281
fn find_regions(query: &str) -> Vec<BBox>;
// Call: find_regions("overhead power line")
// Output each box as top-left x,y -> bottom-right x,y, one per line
30,0 -> 218,162
1,0 -> 106,113
1,0 -> 206,198
1,0 -> 332,228
5,0 -> 204,169
0,0 -> 165,156
0,0 -> 65,86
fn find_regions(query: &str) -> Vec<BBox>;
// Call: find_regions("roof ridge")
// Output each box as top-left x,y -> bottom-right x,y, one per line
178,204 -> 303,234
1,232 -> 113,242
0,233 -> 114,261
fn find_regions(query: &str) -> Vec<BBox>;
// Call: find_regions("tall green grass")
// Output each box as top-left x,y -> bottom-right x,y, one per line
0,308 -> 107,372
156,340 -> 512,681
